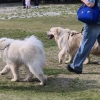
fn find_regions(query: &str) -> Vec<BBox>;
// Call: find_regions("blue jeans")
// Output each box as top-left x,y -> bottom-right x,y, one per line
70,24 -> 100,72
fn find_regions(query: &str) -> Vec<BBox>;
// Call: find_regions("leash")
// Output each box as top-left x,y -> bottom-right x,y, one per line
68,27 -> 84,40
70,27 -> 84,36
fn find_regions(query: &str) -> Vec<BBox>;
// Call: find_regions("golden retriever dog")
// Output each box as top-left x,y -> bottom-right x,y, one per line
0,35 -> 47,85
46,27 -> 100,64
46,27 -> 86,64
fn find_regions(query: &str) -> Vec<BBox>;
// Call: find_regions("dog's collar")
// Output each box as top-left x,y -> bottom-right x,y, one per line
70,32 -> 80,36
0,44 -> 10,50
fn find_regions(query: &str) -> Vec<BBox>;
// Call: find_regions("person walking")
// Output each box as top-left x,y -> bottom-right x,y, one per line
66,0 -> 100,74
25,0 -> 31,8
34,0 -> 40,8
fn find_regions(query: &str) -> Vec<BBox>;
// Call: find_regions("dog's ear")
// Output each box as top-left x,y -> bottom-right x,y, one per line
56,28 -> 61,35
0,38 -> 11,50
0,39 -> 8,49
67,30 -> 71,34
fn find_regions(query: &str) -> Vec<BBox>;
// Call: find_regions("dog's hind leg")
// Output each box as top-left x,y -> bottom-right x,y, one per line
83,56 -> 90,64
0,64 -> 10,75
27,62 -> 47,85
23,66 -> 33,82
65,54 -> 73,64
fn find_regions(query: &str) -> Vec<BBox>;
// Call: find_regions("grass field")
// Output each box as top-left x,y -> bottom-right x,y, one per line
0,3 -> 100,100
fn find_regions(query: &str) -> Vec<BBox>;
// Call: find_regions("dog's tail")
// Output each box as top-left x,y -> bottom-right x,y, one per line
25,35 -> 44,48
24,35 -> 46,61
80,27 -> 84,34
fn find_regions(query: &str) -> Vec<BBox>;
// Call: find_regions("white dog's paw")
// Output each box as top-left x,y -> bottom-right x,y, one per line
40,76 -> 48,86
40,82 -> 44,85
83,58 -> 89,64
11,78 -> 19,82
22,78 -> 32,82
59,59 -> 62,64
22,78 -> 28,82
83,57 -> 90,64
65,60 -> 70,64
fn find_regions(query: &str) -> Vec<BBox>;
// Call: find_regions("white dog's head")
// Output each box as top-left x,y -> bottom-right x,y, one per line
46,27 -> 70,41
0,38 -> 14,58
0,38 -> 14,50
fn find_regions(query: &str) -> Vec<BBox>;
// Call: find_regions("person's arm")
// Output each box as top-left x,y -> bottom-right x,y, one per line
81,0 -> 95,7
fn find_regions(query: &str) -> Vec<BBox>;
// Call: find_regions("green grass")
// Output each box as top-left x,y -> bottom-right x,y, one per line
0,4 -> 100,100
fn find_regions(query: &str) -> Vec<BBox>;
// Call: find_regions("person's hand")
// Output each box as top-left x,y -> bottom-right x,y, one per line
81,0 -> 95,7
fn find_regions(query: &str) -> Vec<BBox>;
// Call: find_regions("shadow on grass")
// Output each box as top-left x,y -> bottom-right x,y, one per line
83,72 -> 100,74
0,76 -> 100,93
87,61 -> 100,64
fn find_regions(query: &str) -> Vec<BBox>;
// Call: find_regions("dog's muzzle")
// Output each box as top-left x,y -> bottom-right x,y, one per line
47,34 -> 54,39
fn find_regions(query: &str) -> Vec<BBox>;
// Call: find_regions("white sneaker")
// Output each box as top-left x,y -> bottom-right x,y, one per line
34,6 -> 38,9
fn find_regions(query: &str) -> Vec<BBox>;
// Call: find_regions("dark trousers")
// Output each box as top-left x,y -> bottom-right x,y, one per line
34,0 -> 40,6
22,0 -> 26,7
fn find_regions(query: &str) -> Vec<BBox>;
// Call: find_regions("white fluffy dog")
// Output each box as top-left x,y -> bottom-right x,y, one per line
0,35 -> 47,85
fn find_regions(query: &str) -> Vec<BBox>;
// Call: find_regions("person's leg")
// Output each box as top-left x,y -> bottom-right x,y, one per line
37,0 -> 40,6
22,0 -> 26,8
34,0 -> 40,8
34,0 -> 37,8
69,24 -> 99,72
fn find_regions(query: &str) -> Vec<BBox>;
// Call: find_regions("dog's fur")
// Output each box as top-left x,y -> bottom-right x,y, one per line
0,35 -> 47,85
47,27 -> 100,64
